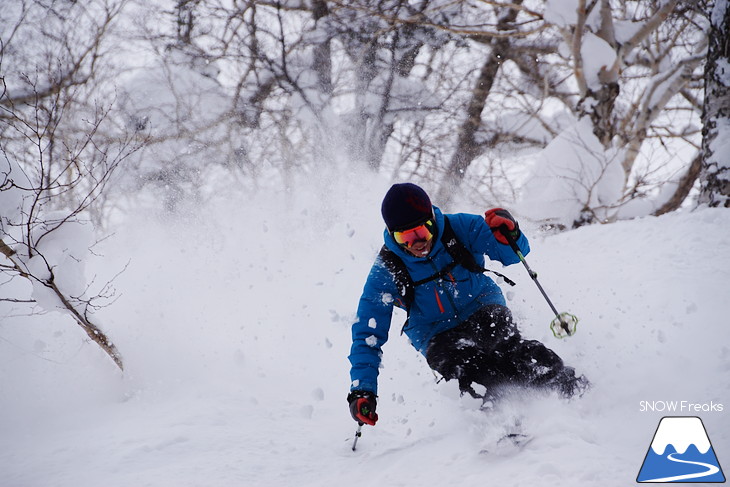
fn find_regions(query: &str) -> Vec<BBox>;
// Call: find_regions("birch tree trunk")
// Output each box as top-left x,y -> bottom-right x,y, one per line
699,0 -> 730,207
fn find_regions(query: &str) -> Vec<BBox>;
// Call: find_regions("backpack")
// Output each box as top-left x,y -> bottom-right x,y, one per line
378,215 -> 515,315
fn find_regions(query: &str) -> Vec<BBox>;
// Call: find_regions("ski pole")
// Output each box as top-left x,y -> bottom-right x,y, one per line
351,422 -> 363,451
503,229 -> 577,338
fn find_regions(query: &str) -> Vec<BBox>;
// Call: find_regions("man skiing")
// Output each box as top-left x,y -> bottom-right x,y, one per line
347,183 -> 588,426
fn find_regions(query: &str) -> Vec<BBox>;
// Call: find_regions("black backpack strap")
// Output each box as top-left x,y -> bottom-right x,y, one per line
441,216 -> 516,287
378,245 -> 414,311
412,261 -> 459,287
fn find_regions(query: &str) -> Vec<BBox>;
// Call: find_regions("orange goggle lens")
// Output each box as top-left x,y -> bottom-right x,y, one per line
393,220 -> 434,248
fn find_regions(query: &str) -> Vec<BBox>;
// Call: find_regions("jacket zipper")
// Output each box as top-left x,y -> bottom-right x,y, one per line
427,257 -> 458,316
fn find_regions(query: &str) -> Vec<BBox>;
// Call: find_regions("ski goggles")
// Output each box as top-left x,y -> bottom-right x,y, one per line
392,219 -> 435,248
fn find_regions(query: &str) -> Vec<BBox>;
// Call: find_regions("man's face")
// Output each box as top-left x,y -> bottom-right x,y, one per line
393,219 -> 435,258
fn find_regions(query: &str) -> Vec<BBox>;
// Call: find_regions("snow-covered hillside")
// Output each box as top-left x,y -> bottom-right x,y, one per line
1,180 -> 728,487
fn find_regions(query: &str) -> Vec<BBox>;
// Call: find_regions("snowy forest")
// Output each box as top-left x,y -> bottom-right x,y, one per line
1,1 -> 729,486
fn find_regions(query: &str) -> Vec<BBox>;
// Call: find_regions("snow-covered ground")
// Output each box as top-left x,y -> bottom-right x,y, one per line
1,181 -> 728,487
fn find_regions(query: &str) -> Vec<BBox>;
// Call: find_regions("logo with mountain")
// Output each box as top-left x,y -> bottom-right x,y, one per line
637,416 -> 725,483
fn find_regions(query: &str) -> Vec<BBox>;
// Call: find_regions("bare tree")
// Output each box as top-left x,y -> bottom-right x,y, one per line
1,0 -> 143,370
0,90 -> 141,370
519,0 -> 707,226
436,0 -> 530,203
349,1 -> 706,217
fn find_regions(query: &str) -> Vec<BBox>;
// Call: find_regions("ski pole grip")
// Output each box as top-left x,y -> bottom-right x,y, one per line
501,225 -> 522,255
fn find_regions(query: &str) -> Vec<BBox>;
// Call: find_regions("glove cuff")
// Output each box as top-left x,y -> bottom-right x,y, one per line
347,390 -> 376,403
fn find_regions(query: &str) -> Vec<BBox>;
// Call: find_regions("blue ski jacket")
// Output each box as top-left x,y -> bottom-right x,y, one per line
348,206 -> 530,395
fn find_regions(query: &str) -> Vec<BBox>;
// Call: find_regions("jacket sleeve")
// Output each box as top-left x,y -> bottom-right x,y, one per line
348,256 -> 400,395
452,213 -> 530,265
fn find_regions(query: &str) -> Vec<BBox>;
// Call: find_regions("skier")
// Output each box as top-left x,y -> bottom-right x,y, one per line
347,183 -> 588,426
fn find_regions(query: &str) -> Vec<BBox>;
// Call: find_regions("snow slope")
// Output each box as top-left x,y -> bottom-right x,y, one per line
1,181 -> 729,487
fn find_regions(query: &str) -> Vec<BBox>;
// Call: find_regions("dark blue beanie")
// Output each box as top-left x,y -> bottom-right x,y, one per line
381,183 -> 433,231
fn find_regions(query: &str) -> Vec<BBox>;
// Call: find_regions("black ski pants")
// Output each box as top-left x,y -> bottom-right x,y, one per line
425,304 -> 579,398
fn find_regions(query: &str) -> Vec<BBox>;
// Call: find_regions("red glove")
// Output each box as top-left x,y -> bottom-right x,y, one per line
485,208 -> 521,245
347,390 -> 378,425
